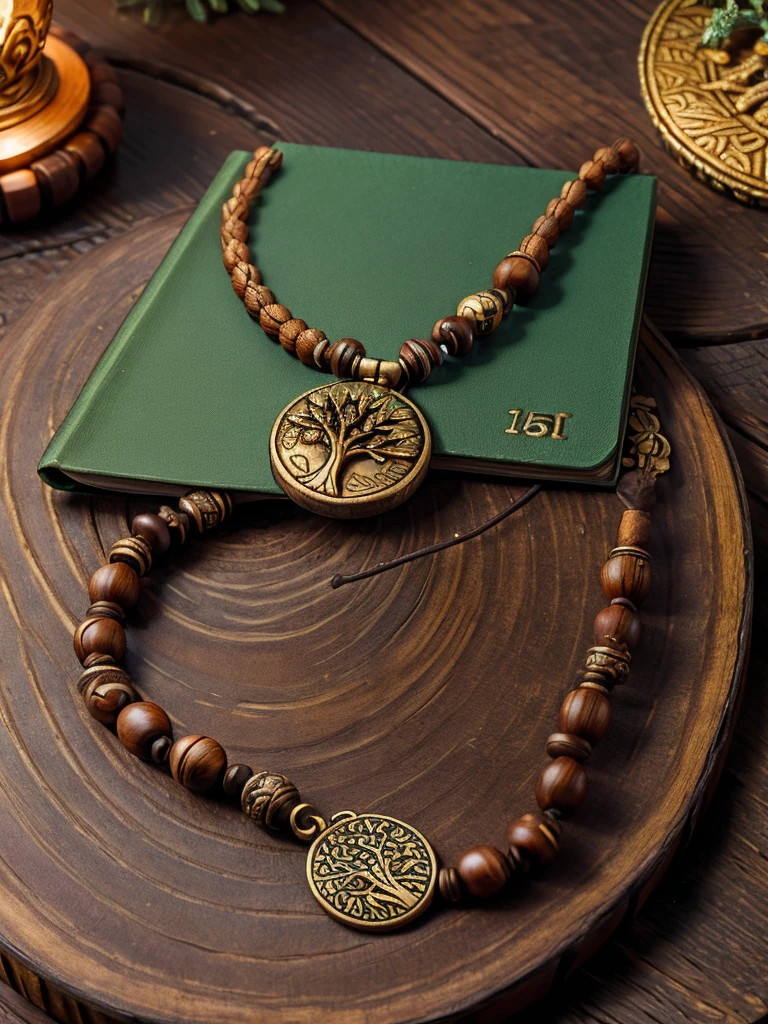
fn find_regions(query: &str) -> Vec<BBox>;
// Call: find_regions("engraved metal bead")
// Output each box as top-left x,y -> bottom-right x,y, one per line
158,505 -> 189,545
456,289 -> 507,335
584,644 -> 631,685
178,490 -> 233,533
241,770 -> 301,829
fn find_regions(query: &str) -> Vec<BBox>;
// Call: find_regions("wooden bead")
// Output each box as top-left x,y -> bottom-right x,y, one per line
31,151 -> 80,207
506,812 -> 560,867
231,261 -> 262,299
88,563 -> 140,609
594,146 -> 621,175
259,303 -> 292,336
536,757 -> 587,815
223,763 -> 253,798
233,177 -> 261,201
151,736 -> 172,765
560,178 -> 588,209
579,158 -> 606,190
612,137 -> 640,173
157,506 -> 189,545
278,318 -> 307,355
64,131 -> 105,181
399,338 -> 442,385
86,601 -> 124,622
223,239 -> 250,274
493,255 -> 539,303
169,735 -> 227,793
244,146 -> 282,183
92,80 -> 125,112
295,328 -> 327,367
222,195 -> 249,223
328,338 -> 365,377
546,732 -> 592,762
178,490 -> 232,533
74,617 -> 126,664
532,214 -> 560,248
431,315 -> 474,357
0,169 -> 41,222
456,289 -> 507,336
243,283 -> 274,319
109,536 -> 152,576
116,702 -> 172,760
617,509 -> 651,548
594,603 -> 641,649
545,197 -> 575,230
438,866 -> 463,903
456,846 -> 511,898
85,106 -> 123,154
131,513 -> 171,555
560,687 -> 612,743
519,234 -> 549,271
77,664 -> 136,725
221,217 -> 249,246
601,550 -> 651,604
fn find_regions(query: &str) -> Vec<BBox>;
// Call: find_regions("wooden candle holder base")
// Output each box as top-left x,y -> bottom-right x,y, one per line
0,26 -> 124,224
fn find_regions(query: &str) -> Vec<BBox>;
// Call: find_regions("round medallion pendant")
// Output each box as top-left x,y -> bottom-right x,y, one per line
306,812 -> 437,931
270,381 -> 431,518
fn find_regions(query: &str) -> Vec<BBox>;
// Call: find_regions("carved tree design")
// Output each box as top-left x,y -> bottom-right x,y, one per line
313,816 -> 432,924
281,384 -> 421,496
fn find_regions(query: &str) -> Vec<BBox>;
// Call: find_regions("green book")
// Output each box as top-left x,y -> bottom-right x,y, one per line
38,144 -> 656,498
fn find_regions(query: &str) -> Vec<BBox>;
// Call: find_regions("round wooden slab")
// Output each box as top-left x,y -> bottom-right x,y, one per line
0,209 -> 751,1024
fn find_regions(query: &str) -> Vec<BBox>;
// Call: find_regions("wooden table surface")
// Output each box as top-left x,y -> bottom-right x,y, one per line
0,1 -> 765,1021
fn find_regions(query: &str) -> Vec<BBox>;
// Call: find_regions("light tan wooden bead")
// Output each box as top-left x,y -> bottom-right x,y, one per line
223,239 -> 249,274
294,328 -> 327,366
233,177 -> 261,201
222,217 -> 248,245
545,197 -> 575,230
617,509 -> 651,548
231,262 -> 262,300
560,178 -> 588,209
532,214 -> 560,248
579,159 -> 607,190
456,290 -> 506,335
259,304 -> 292,336
243,283 -> 274,319
594,146 -> 621,174
278,318 -> 308,355
519,233 -> 549,271
222,196 -> 248,223
612,137 -> 640,173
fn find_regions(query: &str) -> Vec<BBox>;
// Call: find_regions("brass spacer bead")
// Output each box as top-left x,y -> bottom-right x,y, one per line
178,490 -> 233,533
109,536 -> 152,577
608,545 -> 651,562
579,679 -> 612,695
505,248 -> 542,275
241,770 -> 301,830
438,866 -> 463,902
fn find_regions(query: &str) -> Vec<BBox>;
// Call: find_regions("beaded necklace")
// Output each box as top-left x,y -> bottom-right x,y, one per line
73,395 -> 670,933
220,137 -> 641,518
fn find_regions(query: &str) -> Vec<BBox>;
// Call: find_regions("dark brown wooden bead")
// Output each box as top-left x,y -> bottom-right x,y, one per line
493,255 -> 540,303
431,315 -> 474,357
601,551 -> 651,605
231,261 -> 261,299
151,736 -> 172,765
617,509 -> 651,548
506,812 -> 560,867
456,845 -> 511,898
560,178 -> 588,209
85,106 -> 123,154
546,732 -> 592,762
116,702 -> 172,760
295,329 -> 327,367
536,756 -> 587,814
594,145 -> 621,175
222,763 -> 253,798
74,617 -> 126,664
532,214 -> 560,248
579,158 -> 607,190
91,79 -> 124,112
329,338 -> 365,377
519,233 -> 549,271
560,687 -> 612,743
278,318 -> 307,355
259,303 -> 292,336
593,603 -> 641,650
88,563 -> 140,609
399,338 -> 442,386
0,169 -> 41,222
612,137 -> 640,173
243,283 -> 274,319
545,197 -> 575,230
169,735 -> 227,793
131,513 -> 171,555
64,131 -> 106,182
78,664 -> 136,725
30,151 -> 80,207
438,866 -> 463,903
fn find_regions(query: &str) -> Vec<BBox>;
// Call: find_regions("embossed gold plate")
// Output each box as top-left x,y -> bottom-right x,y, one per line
270,380 -> 431,518
639,0 -> 768,206
306,811 -> 437,931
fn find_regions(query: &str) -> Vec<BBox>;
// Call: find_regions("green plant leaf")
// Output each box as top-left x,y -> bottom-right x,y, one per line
208,0 -> 228,13
185,0 -> 209,21
236,0 -> 261,11
260,0 -> 285,11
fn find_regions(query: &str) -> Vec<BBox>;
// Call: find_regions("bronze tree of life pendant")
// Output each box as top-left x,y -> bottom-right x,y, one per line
269,380 -> 431,518
306,811 -> 437,931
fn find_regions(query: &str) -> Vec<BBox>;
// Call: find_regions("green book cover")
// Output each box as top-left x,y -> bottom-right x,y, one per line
38,143 -> 656,497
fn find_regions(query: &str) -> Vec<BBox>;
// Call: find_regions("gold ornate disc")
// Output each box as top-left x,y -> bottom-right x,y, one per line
640,0 -> 768,206
306,811 -> 437,931
270,380 -> 431,518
